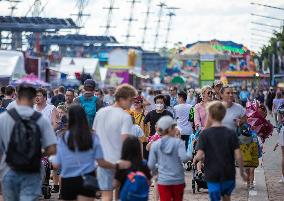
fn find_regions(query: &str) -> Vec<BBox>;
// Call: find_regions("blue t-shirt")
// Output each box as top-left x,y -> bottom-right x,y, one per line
53,131 -> 104,178
239,91 -> 250,101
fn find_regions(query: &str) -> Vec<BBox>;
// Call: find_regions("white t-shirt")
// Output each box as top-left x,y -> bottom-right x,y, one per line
132,124 -> 144,138
222,103 -> 246,131
34,104 -> 55,123
93,106 -> 133,163
174,103 -> 193,135
6,100 -> 17,110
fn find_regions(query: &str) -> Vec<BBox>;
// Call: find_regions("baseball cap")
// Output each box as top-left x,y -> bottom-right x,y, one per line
156,116 -> 176,131
84,79 -> 96,88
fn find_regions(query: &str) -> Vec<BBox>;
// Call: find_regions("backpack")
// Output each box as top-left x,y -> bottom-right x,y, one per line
119,171 -> 149,201
6,108 -> 42,172
79,96 -> 97,127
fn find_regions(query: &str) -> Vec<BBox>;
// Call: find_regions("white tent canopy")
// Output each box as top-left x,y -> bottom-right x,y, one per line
60,57 -> 100,80
0,50 -> 26,79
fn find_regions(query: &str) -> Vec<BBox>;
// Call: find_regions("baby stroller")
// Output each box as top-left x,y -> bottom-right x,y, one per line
41,157 -> 52,199
190,131 -> 207,193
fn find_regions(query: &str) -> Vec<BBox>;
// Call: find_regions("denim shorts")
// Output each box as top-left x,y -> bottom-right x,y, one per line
97,167 -> 115,191
207,180 -> 236,201
2,169 -> 41,201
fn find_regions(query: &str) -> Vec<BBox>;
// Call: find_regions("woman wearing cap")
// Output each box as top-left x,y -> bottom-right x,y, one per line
129,96 -> 150,159
194,85 -> 213,130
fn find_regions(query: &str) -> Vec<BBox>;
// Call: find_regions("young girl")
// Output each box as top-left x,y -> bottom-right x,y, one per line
237,124 -> 260,189
114,135 -> 151,200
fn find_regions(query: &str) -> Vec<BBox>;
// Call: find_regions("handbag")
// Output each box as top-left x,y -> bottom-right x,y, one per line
81,173 -> 100,191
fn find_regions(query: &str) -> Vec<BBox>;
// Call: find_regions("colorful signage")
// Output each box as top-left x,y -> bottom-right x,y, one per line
200,61 -> 215,81
212,44 -> 245,54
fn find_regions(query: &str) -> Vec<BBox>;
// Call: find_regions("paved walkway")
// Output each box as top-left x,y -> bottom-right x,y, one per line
1,116 -> 283,201
262,115 -> 284,201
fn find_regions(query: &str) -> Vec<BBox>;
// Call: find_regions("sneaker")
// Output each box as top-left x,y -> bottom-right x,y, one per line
51,185 -> 59,193
278,178 -> 284,184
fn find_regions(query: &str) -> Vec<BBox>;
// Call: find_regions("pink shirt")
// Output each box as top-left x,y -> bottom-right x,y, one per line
194,102 -> 207,129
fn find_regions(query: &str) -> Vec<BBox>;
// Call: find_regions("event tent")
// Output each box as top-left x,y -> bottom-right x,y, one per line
59,57 -> 101,81
0,50 -> 26,80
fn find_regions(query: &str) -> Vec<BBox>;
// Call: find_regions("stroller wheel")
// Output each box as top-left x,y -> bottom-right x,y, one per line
192,180 -> 196,194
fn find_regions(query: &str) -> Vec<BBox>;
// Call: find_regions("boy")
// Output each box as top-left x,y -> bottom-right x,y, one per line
148,116 -> 191,201
193,101 -> 247,201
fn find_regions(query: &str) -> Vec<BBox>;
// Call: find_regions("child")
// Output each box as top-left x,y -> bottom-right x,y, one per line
193,101 -> 247,201
237,124 -> 260,189
148,116 -> 192,201
114,135 -> 151,200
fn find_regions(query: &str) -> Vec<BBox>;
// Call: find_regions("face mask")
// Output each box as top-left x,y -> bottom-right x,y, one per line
155,103 -> 164,110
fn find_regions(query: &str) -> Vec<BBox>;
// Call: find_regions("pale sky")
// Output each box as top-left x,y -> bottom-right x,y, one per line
0,0 -> 284,52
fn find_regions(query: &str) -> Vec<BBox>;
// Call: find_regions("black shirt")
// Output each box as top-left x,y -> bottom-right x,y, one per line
197,126 -> 239,182
51,94 -> 65,107
144,110 -> 173,135
114,162 -> 151,191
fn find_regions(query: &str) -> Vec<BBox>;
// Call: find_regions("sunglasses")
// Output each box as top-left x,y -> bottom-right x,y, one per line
207,91 -> 213,95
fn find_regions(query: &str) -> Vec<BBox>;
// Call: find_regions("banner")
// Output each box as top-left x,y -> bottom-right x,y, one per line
200,61 -> 215,81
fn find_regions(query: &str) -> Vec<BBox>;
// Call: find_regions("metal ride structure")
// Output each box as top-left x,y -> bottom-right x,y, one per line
164,7 -> 179,48
71,0 -> 90,33
140,0 -> 152,48
153,2 -> 166,51
123,0 -> 140,45
102,0 -> 118,36
7,0 -> 22,16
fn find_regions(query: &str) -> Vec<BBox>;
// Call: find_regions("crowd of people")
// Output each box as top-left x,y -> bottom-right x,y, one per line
0,79 -> 283,201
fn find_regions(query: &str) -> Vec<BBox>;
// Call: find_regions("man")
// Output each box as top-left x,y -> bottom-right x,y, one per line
144,94 -> 173,136
93,84 -> 137,201
0,84 -> 56,201
212,80 -> 223,101
51,86 -> 65,107
239,86 -> 250,107
34,88 -> 58,129
2,86 -> 16,109
174,91 -> 193,151
221,85 -> 247,132
187,88 -> 196,106
74,79 -> 103,127
194,101 -> 247,201
64,88 -> 75,108
266,87 -> 276,115
169,86 -> 178,107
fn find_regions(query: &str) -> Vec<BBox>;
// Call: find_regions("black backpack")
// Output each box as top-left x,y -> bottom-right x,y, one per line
6,108 -> 42,172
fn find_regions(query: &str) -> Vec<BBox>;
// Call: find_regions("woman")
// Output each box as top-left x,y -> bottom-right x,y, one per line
53,105 -> 130,201
129,96 -> 150,159
194,85 -> 213,130
114,136 -> 151,199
